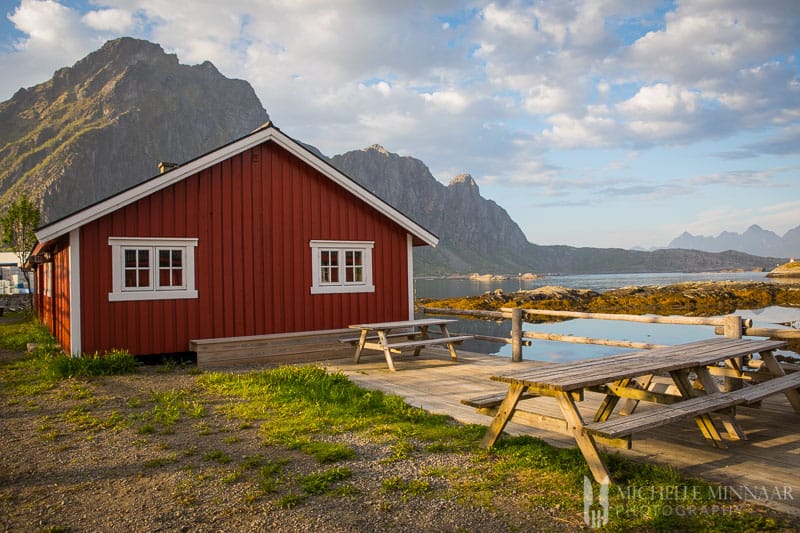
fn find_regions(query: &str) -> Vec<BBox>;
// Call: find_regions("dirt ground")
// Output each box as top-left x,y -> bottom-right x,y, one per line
0,347 -> 577,532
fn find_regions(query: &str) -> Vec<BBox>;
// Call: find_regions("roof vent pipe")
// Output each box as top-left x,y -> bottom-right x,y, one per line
158,161 -> 179,174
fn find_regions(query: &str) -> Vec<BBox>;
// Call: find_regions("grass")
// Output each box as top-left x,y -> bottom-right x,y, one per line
1,314 -> 796,530
299,466 -> 352,495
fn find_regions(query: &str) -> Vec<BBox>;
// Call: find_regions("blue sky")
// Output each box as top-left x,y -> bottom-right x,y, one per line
1,0 -> 798,249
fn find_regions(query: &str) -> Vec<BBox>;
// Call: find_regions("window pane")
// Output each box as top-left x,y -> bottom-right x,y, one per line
125,270 -> 137,287
172,269 -> 183,286
124,250 -> 137,268
172,250 -> 182,267
159,250 -> 170,267
353,266 -> 363,282
159,268 -> 170,286
138,269 -> 150,287
138,250 -> 149,267
329,267 -> 339,283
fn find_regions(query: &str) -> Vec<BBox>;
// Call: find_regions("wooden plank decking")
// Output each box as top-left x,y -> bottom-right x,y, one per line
320,347 -> 800,515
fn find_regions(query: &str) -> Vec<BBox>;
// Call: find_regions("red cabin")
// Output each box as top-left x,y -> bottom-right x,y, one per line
31,123 -> 437,357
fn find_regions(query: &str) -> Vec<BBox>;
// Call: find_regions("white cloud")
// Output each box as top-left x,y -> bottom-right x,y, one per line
0,0 -> 97,97
617,83 -> 699,119
82,9 -> 134,32
0,0 -> 798,247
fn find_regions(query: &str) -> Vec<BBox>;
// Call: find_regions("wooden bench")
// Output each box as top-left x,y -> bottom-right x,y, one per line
462,391 -> 538,409
583,371 -> 800,441
381,335 -> 474,352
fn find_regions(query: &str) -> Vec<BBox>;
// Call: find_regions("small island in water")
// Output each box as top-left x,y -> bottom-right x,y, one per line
768,260 -> 800,278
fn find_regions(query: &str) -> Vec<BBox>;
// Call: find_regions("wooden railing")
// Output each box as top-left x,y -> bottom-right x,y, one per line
415,305 -> 800,362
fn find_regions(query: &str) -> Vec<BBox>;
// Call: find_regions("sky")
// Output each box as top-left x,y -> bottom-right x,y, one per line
0,0 -> 799,250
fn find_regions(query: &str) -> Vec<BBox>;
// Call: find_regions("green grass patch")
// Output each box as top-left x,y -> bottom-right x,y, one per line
198,365 -> 484,450
49,350 -> 139,379
202,450 -> 232,464
299,466 -> 352,495
382,476 -> 432,497
288,439 -> 356,464
0,313 -> 53,351
137,389 -> 206,433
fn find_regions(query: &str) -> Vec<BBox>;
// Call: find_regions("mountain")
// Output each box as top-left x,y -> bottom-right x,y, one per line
0,38 -> 785,276
668,225 -> 800,258
0,37 -> 268,222
329,146 -> 785,275
330,146 -> 532,273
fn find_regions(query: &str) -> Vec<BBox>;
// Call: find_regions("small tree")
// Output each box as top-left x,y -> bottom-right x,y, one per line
1,196 -> 41,301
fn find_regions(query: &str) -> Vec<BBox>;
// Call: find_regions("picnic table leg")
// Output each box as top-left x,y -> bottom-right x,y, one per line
669,370 -> 727,449
480,382 -> 525,448
413,326 -> 430,357
554,391 -> 613,484
694,366 -> 746,441
619,375 -> 654,416
377,330 -> 396,372
759,350 -> 800,412
593,378 -> 632,422
439,324 -> 459,361
353,329 -> 368,364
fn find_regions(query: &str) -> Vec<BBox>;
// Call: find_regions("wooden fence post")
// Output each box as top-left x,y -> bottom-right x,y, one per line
722,314 -> 743,392
511,307 -> 523,362
722,314 -> 742,339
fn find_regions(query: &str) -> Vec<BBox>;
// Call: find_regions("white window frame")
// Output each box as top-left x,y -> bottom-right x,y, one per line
310,240 -> 375,294
43,261 -> 53,297
108,237 -> 198,302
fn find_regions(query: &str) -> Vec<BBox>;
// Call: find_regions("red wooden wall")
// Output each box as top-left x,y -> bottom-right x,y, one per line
78,140 -> 411,355
35,237 -> 71,352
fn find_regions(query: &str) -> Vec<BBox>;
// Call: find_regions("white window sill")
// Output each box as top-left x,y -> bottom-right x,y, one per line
108,290 -> 199,302
310,285 -> 375,295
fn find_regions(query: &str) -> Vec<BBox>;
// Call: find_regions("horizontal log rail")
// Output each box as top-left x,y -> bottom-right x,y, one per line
714,326 -> 800,339
521,331 -> 667,350
421,306 -> 510,319
502,307 -> 741,327
418,305 -> 766,362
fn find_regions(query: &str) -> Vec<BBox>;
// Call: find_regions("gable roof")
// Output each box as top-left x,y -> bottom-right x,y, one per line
35,123 -> 438,247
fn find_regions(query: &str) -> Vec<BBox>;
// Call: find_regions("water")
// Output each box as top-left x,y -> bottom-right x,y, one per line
415,271 -> 771,300
414,273 -> 799,362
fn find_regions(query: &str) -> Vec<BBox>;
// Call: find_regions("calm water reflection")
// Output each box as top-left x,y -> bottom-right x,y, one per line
415,272 -> 800,362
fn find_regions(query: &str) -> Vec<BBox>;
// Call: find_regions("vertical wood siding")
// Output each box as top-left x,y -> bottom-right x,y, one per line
78,141 -> 411,355
35,237 -> 71,353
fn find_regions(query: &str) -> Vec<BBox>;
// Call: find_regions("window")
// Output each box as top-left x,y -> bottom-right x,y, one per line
109,238 -> 198,301
310,240 -> 374,294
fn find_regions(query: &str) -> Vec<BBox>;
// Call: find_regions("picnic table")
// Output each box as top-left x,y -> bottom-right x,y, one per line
345,318 -> 473,371
463,337 -> 800,483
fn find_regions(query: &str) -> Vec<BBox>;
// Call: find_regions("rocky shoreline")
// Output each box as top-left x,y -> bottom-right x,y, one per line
421,280 -> 800,317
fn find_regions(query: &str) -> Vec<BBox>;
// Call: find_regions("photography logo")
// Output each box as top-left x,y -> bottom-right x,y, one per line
584,476 -> 609,528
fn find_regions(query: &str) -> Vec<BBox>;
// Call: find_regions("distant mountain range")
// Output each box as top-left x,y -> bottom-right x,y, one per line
668,225 -> 800,258
0,38 -> 787,275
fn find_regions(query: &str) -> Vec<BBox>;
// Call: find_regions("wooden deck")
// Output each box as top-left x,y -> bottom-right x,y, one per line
321,347 -> 800,515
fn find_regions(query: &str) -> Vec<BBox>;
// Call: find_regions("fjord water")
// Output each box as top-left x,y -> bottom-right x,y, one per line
414,271 -> 773,299
415,272 -> 800,362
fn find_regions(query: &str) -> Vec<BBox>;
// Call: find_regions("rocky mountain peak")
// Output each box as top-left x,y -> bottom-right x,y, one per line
0,38 -> 268,222
364,144 -> 391,156
448,173 -> 479,191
